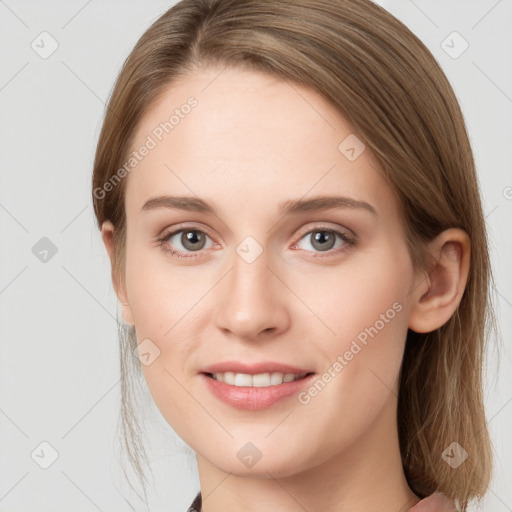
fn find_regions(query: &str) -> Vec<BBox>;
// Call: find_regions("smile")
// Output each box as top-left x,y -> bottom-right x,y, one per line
201,371 -> 316,410
208,372 -> 309,387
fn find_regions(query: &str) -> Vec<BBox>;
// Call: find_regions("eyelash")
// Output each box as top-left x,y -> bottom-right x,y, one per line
156,225 -> 356,259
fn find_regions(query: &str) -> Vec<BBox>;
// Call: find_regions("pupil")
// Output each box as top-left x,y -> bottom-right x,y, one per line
183,231 -> 205,250
312,231 -> 335,251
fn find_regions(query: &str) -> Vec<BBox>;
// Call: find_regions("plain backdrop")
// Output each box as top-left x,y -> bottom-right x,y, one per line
0,1 -> 511,511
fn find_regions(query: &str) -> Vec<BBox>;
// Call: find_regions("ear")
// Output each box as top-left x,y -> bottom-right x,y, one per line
408,228 -> 470,333
101,221 -> 134,326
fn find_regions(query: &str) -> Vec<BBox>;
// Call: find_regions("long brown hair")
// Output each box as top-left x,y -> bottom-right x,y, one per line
92,0 -> 495,508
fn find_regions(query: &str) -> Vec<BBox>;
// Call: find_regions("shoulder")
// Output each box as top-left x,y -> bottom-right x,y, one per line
408,492 -> 459,512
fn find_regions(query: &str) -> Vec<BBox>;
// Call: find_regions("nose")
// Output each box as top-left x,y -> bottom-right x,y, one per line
213,248 -> 290,341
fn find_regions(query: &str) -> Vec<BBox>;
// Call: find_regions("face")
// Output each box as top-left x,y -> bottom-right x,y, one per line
115,66 -> 418,477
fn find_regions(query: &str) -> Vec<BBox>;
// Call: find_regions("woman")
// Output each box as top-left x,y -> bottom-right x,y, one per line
92,1 -> 494,510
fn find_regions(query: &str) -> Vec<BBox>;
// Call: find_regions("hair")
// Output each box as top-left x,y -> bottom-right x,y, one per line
91,0 -> 496,509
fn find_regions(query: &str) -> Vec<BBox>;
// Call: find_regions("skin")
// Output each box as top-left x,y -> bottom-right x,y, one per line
101,66 -> 470,512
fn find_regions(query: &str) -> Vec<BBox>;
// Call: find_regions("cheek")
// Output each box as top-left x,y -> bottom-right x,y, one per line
299,245 -> 411,344
124,239 -> 207,338
287,256 -> 411,464
296,244 -> 413,400
125,258 -> 205,442
123,242 -> 212,411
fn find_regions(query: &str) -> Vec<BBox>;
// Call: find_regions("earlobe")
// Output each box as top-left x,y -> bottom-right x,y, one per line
120,302 -> 135,326
408,229 -> 470,334
100,221 -> 135,326
101,221 -> 116,262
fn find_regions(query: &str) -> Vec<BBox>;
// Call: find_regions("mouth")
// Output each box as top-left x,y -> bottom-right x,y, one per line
203,371 -> 314,387
200,370 -> 316,410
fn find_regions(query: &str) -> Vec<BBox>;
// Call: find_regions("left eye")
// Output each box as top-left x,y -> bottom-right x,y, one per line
295,229 -> 351,253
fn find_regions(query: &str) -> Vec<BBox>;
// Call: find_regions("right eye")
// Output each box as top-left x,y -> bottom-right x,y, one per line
157,228 -> 216,258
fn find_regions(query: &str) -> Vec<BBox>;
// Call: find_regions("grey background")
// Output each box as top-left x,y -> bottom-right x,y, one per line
0,0 -> 511,511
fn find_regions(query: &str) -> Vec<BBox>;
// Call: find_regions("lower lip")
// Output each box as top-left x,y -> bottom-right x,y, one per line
200,373 -> 315,410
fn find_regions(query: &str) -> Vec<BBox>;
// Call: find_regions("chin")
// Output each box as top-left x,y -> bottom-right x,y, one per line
199,442 -> 314,479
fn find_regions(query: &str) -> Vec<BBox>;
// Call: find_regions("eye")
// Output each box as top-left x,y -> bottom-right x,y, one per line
293,227 -> 355,255
157,225 -> 355,259
158,228 -> 215,257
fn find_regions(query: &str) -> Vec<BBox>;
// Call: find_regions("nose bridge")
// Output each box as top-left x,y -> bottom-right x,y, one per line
228,230 -> 273,296
231,244 -> 270,296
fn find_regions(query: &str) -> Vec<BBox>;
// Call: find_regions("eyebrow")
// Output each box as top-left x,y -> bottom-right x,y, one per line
279,196 -> 377,216
140,195 -> 377,216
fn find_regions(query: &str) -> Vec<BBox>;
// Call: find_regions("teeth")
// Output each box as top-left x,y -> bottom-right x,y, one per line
211,372 -> 307,387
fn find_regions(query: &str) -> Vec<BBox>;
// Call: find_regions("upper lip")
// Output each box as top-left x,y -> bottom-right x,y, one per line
200,361 -> 315,375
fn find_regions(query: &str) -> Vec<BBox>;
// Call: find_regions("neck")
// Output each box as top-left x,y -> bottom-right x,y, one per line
195,394 -> 421,512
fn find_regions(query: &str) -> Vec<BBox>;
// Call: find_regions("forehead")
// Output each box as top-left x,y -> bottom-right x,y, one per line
124,66 -> 395,220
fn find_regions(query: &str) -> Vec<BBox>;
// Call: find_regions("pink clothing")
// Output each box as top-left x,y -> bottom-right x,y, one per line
409,492 -> 458,511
